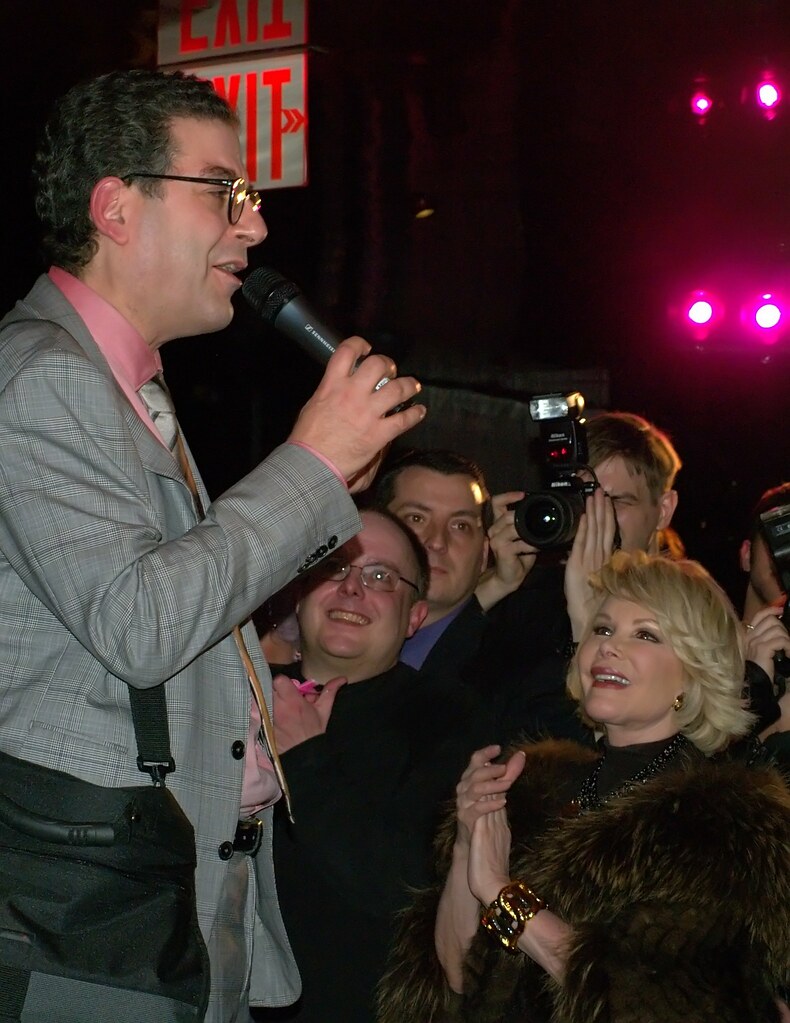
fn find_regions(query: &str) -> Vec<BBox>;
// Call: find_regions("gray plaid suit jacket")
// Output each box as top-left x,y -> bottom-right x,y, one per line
0,275 -> 361,1015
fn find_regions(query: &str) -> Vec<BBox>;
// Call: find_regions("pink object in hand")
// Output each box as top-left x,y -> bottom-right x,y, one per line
291,678 -> 322,695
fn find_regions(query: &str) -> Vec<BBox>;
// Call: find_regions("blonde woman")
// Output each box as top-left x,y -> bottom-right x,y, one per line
380,551 -> 790,1023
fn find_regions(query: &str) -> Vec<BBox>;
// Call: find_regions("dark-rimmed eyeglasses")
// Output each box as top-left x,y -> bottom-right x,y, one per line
320,560 -> 419,594
123,173 -> 262,224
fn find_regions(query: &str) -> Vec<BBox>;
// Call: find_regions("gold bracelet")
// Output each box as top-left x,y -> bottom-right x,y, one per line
480,881 -> 547,953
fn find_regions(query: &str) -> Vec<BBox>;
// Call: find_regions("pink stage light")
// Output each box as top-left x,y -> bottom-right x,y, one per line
743,293 -> 785,345
681,290 -> 721,343
688,298 -> 714,325
755,302 -> 780,329
756,80 -> 781,110
754,296 -> 782,329
690,90 -> 713,117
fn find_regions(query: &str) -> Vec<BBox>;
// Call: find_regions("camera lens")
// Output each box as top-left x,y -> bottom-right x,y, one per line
513,493 -> 582,549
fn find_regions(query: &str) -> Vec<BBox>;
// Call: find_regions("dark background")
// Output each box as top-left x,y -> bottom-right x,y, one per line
3,0 -> 789,606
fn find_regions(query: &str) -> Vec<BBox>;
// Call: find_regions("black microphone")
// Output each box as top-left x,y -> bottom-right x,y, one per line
242,266 -> 343,364
242,266 -> 415,414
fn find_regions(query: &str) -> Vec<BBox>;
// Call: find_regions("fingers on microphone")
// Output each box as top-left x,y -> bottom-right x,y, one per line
357,353 -> 397,388
332,336 -> 372,371
381,380 -> 426,422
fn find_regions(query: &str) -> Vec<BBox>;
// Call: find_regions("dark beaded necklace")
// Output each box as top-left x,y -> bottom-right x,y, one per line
573,732 -> 689,815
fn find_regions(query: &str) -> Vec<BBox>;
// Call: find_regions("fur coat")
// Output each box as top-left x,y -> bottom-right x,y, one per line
377,739 -> 790,1023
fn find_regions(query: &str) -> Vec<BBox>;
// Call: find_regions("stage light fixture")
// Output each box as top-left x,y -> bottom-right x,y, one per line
690,90 -> 713,118
755,300 -> 781,329
755,76 -> 782,119
757,81 -> 780,108
674,283 -> 789,355
688,298 -> 714,325
744,293 -> 785,344
682,289 -> 721,341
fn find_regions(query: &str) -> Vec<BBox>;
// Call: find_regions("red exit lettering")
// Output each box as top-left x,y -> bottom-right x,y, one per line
180,0 -> 208,53
210,66 -> 294,182
180,0 -> 294,56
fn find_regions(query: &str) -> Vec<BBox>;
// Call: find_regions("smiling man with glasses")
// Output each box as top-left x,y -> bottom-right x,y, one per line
317,557 -> 420,594
0,68 -> 424,1023
287,509 -> 430,684
267,508 -> 486,1023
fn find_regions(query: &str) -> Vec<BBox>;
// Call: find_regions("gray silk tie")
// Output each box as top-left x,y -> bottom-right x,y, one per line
138,374 -> 179,451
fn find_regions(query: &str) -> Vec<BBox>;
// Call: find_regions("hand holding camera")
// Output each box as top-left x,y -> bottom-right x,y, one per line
511,392 -> 597,551
510,392 -> 621,639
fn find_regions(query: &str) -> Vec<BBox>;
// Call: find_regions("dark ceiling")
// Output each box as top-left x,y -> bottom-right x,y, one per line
2,0 -> 789,601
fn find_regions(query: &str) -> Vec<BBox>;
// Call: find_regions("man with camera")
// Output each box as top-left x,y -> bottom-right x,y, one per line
372,449 -> 536,673
463,402 -> 682,744
559,404 -> 680,641
371,407 -> 682,744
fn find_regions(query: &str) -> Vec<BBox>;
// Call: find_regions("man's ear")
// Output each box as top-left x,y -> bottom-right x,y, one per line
406,599 -> 429,638
656,489 -> 678,531
479,535 -> 490,575
739,539 -> 752,573
89,177 -> 132,246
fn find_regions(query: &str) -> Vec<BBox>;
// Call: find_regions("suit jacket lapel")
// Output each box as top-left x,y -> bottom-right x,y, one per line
5,274 -> 186,486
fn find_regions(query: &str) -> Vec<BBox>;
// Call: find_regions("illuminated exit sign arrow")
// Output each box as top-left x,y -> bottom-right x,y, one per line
282,108 -> 305,132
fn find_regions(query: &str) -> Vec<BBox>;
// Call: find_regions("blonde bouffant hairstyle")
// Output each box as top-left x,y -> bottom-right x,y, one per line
566,550 -> 754,754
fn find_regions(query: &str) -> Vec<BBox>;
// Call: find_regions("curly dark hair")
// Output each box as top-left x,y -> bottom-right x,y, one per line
33,69 -> 237,273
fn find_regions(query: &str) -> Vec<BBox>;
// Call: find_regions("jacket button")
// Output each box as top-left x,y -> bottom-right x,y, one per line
328,535 -> 338,549
218,841 -> 234,861
231,740 -> 245,760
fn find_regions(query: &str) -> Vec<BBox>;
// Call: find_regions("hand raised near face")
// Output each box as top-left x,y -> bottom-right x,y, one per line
272,673 -> 346,753
455,744 -> 526,851
565,486 -> 617,639
288,338 -> 426,493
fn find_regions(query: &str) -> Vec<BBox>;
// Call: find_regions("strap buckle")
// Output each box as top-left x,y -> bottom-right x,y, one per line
137,756 -> 176,787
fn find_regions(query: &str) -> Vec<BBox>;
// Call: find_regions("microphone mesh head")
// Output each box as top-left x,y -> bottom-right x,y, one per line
242,267 -> 302,322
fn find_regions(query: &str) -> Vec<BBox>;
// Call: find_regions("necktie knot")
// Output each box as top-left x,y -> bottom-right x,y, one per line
138,374 -> 178,451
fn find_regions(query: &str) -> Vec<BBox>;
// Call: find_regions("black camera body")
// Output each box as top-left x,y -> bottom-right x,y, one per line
512,392 -> 597,550
759,501 -> 790,679
760,502 -> 790,591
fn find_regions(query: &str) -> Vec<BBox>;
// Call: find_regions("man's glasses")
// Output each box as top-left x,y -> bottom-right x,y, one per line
124,173 -> 262,224
319,560 -> 419,594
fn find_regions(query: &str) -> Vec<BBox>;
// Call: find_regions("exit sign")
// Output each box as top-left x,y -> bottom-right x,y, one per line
158,1 -> 308,190
158,0 -> 306,65
190,53 -> 307,188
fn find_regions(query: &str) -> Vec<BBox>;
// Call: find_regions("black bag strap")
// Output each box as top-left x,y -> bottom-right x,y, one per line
129,686 -> 176,787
